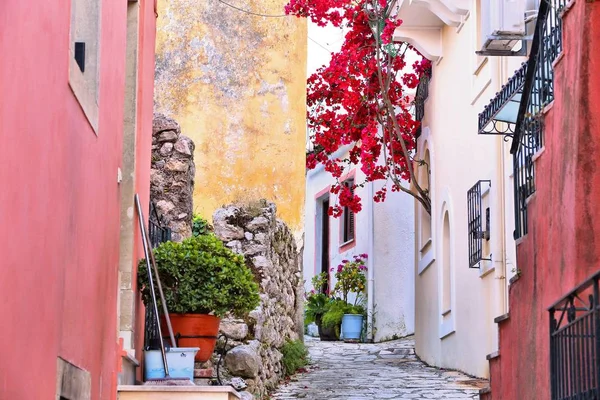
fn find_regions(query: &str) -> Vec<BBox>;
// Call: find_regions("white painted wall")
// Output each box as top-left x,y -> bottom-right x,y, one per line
372,181 -> 415,340
304,159 -> 415,341
409,3 -> 521,378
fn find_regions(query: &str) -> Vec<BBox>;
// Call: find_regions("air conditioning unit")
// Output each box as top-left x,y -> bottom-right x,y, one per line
478,0 -> 539,56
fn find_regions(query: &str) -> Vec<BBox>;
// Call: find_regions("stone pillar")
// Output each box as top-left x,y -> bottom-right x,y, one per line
150,114 -> 195,241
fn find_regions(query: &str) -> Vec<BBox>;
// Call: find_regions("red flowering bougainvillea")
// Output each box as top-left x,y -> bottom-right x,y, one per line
285,0 -> 432,215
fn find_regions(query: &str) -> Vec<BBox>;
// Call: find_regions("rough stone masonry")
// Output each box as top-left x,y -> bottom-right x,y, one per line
210,200 -> 304,398
150,113 -> 195,241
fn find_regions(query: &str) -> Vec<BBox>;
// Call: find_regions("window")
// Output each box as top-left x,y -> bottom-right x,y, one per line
341,180 -> 355,244
69,0 -> 101,133
467,180 -> 492,267
319,197 -> 331,293
419,149 -> 432,251
442,211 -> 452,314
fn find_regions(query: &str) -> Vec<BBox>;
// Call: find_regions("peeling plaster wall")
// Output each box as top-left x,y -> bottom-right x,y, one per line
154,0 -> 307,235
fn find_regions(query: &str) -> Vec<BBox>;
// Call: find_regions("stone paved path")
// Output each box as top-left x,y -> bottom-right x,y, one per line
271,336 -> 487,399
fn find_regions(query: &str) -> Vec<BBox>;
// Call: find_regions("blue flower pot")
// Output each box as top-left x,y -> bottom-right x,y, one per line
341,314 -> 363,341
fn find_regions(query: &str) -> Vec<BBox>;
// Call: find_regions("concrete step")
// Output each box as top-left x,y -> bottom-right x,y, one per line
118,354 -> 140,386
117,385 -> 240,400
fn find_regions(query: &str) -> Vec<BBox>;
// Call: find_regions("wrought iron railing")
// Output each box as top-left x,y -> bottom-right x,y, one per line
478,62 -> 527,136
549,271 -> 600,400
148,202 -> 172,248
467,180 -> 491,268
512,0 -> 567,239
144,202 -> 172,350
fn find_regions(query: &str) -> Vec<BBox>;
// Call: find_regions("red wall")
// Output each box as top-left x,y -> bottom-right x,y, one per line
0,0 -> 156,399
489,2 -> 600,399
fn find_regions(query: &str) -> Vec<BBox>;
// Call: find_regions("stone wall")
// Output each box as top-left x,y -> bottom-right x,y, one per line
150,114 -> 195,241
210,200 -> 302,398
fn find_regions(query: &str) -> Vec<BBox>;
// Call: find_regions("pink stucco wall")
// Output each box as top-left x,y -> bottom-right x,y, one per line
488,2 -> 600,399
0,0 -> 156,398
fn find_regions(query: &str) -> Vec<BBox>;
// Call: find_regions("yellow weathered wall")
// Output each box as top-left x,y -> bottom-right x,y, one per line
154,0 -> 307,233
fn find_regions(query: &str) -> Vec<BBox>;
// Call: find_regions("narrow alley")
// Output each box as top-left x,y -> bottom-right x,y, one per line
272,337 -> 487,400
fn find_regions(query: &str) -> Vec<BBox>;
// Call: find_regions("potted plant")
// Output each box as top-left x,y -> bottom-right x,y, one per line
332,254 -> 368,341
138,234 -> 260,362
305,273 -> 339,341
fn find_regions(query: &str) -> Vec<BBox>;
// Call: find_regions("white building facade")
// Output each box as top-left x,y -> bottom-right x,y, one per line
303,153 -> 416,342
393,0 -> 532,378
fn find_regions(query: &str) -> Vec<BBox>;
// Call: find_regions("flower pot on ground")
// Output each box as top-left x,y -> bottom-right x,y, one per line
138,234 -> 260,362
329,254 -> 368,342
341,314 -> 364,341
315,314 -> 338,341
321,299 -> 364,341
305,273 -> 339,340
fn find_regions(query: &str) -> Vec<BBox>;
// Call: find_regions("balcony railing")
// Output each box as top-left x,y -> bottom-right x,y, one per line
511,0 -> 567,239
549,271 -> 600,400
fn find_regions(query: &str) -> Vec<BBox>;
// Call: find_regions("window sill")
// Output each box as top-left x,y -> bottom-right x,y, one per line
69,57 -> 99,135
418,247 -> 435,275
479,261 -> 495,278
339,238 -> 356,253
419,237 -> 432,254
473,56 -> 489,76
439,317 -> 455,340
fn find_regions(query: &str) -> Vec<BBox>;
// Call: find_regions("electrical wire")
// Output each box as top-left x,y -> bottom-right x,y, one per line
309,36 -> 333,53
212,0 -> 337,55
214,0 -> 289,17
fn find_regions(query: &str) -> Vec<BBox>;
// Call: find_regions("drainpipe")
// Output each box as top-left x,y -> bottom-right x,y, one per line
498,58 -> 509,316
367,180 -> 375,342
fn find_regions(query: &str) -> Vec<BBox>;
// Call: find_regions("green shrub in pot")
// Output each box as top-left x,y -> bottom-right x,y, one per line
138,234 -> 260,317
138,233 -> 261,362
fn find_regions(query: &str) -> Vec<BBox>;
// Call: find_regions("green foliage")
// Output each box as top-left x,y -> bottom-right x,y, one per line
281,340 -> 309,376
310,272 -> 329,295
305,293 -> 329,325
321,299 -> 365,329
192,214 -> 213,237
138,234 -> 260,318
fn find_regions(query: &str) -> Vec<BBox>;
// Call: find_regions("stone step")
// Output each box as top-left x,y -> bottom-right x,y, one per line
479,386 -> 492,400
117,385 -> 240,400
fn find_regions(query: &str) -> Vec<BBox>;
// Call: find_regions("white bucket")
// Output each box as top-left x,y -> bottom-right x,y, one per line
144,347 -> 199,381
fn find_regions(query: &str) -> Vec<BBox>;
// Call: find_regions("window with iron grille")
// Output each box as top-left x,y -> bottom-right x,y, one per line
467,180 -> 491,268
342,180 -> 355,243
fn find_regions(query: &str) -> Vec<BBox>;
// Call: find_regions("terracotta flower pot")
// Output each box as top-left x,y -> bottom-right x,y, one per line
161,314 -> 221,362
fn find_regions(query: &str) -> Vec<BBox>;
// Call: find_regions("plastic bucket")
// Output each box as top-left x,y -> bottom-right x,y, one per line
341,314 -> 363,340
144,347 -> 199,381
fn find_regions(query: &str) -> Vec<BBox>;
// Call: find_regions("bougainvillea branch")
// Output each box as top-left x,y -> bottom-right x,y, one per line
286,0 -> 433,215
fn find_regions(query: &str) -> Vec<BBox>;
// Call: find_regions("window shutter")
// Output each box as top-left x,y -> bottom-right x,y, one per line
348,206 -> 355,241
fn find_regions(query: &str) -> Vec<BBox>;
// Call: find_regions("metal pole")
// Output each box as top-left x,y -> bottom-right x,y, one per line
135,194 -> 170,377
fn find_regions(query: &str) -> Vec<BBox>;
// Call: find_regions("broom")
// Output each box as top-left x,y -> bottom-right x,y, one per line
135,194 -> 194,386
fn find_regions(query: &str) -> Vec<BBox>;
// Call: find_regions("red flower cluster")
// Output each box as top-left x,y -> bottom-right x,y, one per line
287,0 -> 431,216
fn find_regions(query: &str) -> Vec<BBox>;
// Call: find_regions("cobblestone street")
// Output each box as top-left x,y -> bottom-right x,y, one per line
272,337 -> 487,400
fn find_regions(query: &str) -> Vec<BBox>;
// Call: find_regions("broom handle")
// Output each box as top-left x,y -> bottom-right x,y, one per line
135,194 -> 170,376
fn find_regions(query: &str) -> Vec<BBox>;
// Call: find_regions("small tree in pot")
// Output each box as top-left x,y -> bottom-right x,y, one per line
325,254 -> 367,341
138,234 -> 260,362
